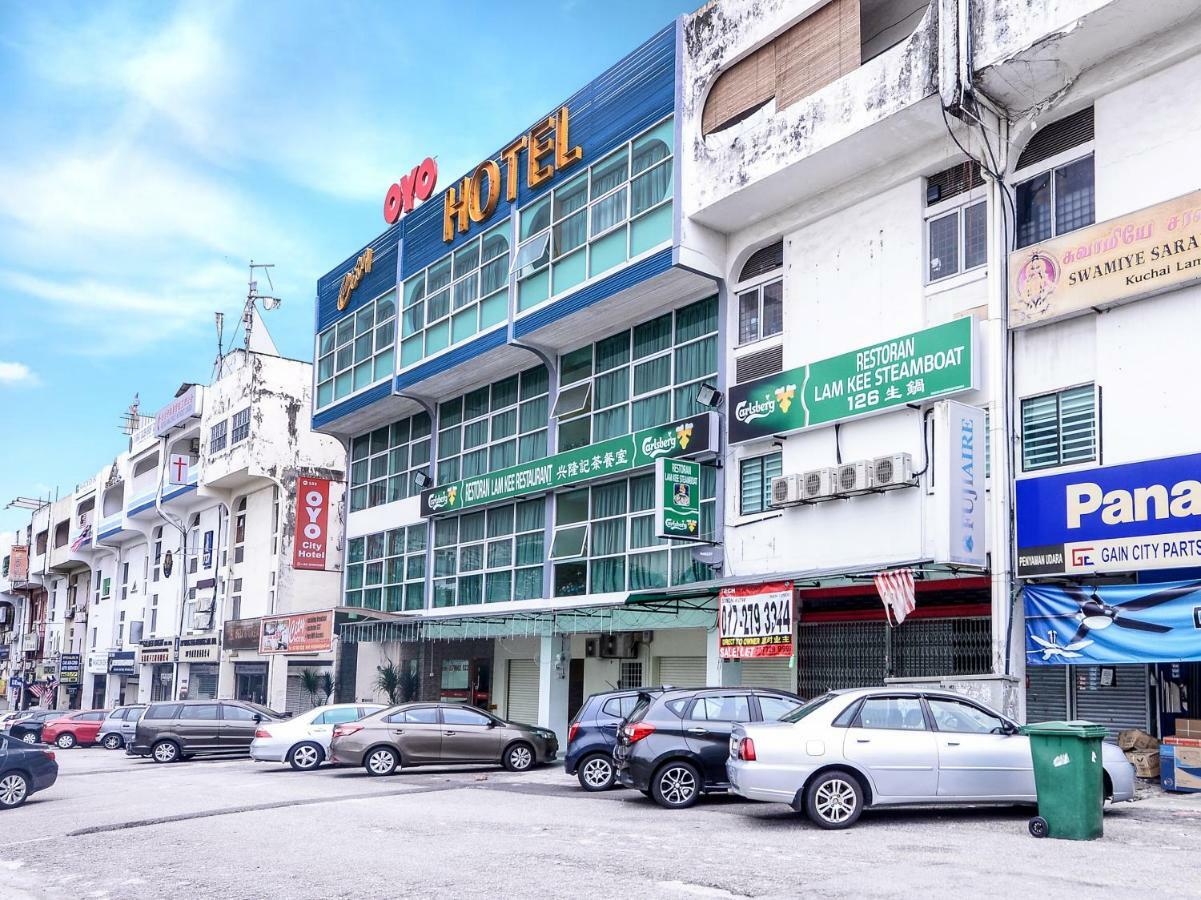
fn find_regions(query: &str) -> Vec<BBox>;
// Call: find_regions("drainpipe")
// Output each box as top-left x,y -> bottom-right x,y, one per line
153,436 -> 190,701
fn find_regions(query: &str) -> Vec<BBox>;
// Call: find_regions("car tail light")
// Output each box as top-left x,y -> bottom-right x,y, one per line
43,749 -> 55,761
738,737 -> 757,761
254,729 -> 273,739
567,722 -> 580,746
621,722 -> 655,744
332,723 -> 363,739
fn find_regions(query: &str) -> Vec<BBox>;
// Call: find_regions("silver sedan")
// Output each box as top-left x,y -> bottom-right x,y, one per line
727,687 -> 1135,829
250,703 -> 386,770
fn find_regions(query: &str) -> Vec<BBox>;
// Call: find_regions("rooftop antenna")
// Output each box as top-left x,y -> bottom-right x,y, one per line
244,260 -> 282,351
118,393 -> 141,435
213,312 -> 225,378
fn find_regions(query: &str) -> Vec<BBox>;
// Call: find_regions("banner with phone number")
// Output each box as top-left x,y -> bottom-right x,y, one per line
718,582 -> 794,659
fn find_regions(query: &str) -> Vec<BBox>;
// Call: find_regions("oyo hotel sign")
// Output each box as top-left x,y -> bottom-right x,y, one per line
1016,452 -> 1201,577
421,413 -> 716,516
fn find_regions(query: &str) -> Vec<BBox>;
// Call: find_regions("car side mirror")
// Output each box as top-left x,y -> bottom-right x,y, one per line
253,713 -> 262,723
1002,721 -> 1018,735
487,720 -> 496,728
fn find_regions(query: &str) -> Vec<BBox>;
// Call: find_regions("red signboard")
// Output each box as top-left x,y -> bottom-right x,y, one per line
292,477 -> 330,571
718,581 -> 794,659
8,545 -> 29,583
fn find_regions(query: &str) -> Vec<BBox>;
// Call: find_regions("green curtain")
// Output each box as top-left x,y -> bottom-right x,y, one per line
515,533 -> 544,566
631,393 -> 670,430
591,518 -> 625,556
595,332 -> 630,372
487,505 -> 515,537
591,481 -> 627,518
629,550 -> 668,589
487,539 -> 513,568
514,566 -> 543,601
459,512 -> 485,543
435,516 -> 460,547
407,523 -> 427,552
459,575 -> 482,605
633,314 -> 671,359
516,499 -> 545,532
459,544 -> 482,573
486,571 -> 512,603
676,296 -> 717,343
591,557 -> 625,593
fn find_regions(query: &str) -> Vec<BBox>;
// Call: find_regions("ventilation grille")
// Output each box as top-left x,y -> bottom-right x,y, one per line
1016,107 -> 1094,171
739,241 -> 784,281
926,161 -> 984,206
736,345 -> 784,383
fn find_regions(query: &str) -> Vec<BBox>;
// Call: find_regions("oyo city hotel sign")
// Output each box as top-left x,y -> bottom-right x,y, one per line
441,105 -> 582,242
1010,188 -> 1201,329
727,318 -> 976,444
293,477 -> 331,571
1016,452 -> 1201,577
421,413 -> 716,516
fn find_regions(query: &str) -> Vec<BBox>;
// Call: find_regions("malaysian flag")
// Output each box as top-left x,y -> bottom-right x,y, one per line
874,569 -> 916,626
70,525 -> 92,552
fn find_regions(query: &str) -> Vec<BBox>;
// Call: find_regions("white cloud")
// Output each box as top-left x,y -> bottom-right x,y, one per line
0,361 -> 37,385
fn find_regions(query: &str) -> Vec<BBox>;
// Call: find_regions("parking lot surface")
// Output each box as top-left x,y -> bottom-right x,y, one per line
0,748 -> 1199,898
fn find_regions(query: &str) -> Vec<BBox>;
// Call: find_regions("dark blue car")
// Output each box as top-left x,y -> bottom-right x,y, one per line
0,733 -> 59,809
565,687 -> 672,791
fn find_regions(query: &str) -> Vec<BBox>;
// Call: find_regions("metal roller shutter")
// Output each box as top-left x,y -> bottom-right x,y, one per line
739,658 -> 795,692
655,657 -> 707,688
286,667 -> 332,715
1071,665 -> 1149,740
190,665 -> 218,700
506,660 -> 539,725
1025,666 -> 1069,724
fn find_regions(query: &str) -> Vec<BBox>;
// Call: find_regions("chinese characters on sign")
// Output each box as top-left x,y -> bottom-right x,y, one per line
293,477 -> 330,571
718,582 -> 794,659
728,318 -> 976,444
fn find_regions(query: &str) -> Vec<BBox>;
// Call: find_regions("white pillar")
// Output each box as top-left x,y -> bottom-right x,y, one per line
537,634 -> 570,746
705,628 -> 740,687
267,656 -> 289,711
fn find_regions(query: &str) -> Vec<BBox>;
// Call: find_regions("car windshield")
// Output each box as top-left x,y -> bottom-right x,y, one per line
779,692 -> 836,724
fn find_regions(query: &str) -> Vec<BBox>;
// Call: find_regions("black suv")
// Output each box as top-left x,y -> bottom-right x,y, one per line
128,700 -> 284,763
614,687 -> 805,809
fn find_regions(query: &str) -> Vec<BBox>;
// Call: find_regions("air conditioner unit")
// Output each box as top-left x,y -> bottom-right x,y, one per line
599,633 -> 639,659
835,460 -> 875,496
769,474 -> 803,507
872,452 -> 916,489
801,468 -> 836,502
584,638 -> 598,658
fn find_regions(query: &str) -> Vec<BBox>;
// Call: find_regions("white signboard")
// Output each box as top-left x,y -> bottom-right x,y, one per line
168,453 -> 191,485
155,385 -> 202,436
934,400 -> 987,568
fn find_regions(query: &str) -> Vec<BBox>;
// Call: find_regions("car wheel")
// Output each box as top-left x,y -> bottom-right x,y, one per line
577,753 -> 616,791
805,771 -> 863,829
55,733 -> 77,750
0,772 -> 30,809
652,761 -> 701,809
365,747 -> 399,776
152,740 -> 181,764
102,733 -> 123,750
503,742 -> 535,772
20,733 -> 36,744
288,742 -> 324,771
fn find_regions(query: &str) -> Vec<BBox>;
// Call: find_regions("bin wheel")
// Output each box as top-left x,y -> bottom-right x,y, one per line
1028,816 -> 1049,839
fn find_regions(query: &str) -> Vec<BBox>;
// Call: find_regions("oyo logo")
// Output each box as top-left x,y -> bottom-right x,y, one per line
383,158 -> 438,225
675,423 -> 694,450
1065,477 -> 1201,528
735,396 -> 776,424
642,432 -> 678,458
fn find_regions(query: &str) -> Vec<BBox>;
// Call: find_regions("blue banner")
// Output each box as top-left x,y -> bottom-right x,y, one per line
1016,452 -> 1201,576
1025,579 -> 1201,665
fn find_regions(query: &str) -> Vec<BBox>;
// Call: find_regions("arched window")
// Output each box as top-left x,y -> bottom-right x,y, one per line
736,241 -> 784,346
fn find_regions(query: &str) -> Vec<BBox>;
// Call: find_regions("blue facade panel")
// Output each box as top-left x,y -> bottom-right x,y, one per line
315,224 -> 401,333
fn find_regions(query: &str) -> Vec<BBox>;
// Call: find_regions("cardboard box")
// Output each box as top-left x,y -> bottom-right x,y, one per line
1162,743 -> 1201,793
1127,748 -> 1160,779
1175,719 -> 1201,739
1118,729 -> 1159,751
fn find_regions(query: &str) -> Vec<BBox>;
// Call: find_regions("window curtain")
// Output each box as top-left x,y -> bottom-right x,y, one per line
591,557 -> 625,593
634,315 -> 672,358
629,550 -> 668,589
514,566 -> 543,600
631,393 -> 670,430
631,159 -> 672,217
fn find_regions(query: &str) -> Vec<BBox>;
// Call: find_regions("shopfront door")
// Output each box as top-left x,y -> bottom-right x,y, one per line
235,664 -> 268,706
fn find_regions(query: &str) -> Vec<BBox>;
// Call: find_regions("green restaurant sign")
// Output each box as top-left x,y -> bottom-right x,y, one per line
655,457 -> 703,541
728,317 -> 977,444
420,412 -> 717,516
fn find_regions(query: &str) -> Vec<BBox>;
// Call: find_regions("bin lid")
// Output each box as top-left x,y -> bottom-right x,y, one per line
1019,720 -> 1109,739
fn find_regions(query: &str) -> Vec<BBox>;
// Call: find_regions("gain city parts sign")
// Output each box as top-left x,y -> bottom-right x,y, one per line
729,318 -> 976,444
1016,452 -> 1201,577
420,413 -> 717,516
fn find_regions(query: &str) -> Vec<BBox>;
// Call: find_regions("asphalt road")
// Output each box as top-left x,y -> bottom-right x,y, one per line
0,747 -> 1199,899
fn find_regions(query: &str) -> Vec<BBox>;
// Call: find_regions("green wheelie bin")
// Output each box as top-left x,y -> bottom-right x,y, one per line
1020,720 -> 1108,840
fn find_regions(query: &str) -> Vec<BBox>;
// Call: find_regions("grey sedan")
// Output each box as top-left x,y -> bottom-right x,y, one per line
727,687 -> 1135,829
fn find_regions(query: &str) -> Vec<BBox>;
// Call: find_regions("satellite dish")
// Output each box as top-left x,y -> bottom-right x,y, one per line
690,544 -> 723,567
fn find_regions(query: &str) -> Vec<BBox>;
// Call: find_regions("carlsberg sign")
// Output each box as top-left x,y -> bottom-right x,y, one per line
728,318 -> 976,444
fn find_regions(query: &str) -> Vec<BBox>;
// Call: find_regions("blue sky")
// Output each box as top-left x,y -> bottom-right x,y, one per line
0,0 -> 698,533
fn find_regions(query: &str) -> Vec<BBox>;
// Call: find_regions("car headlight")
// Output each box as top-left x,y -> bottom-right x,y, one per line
534,729 -> 555,741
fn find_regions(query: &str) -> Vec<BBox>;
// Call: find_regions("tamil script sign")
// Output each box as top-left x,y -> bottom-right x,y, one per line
655,458 -> 703,542
260,610 -> 334,654
1025,580 -> 1201,665
1010,189 -> 1201,329
718,581 -> 794,659
1016,452 -> 1201,577
421,413 -> 717,516
728,318 -> 976,444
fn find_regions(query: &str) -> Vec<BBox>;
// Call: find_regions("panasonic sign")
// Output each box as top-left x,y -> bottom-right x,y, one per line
1016,452 -> 1201,576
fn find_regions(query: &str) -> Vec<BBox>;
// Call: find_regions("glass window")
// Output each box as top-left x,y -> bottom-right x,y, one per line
1015,155 -> 1094,249
737,279 -> 783,344
442,707 -> 492,726
187,704 -> 221,720
926,698 -> 1007,734
758,695 -> 804,721
601,695 -> 639,719
853,697 -> 927,731
147,703 -> 181,720
222,704 -> 259,721
402,707 -> 441,724
316,292 -> 398,408
928,200 -> 987,282
928,212 -> 959,281
1021,384 -> 1096,471
691,694 -> 752,722
740,453 -> 783,516
319,707 -> 363,725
